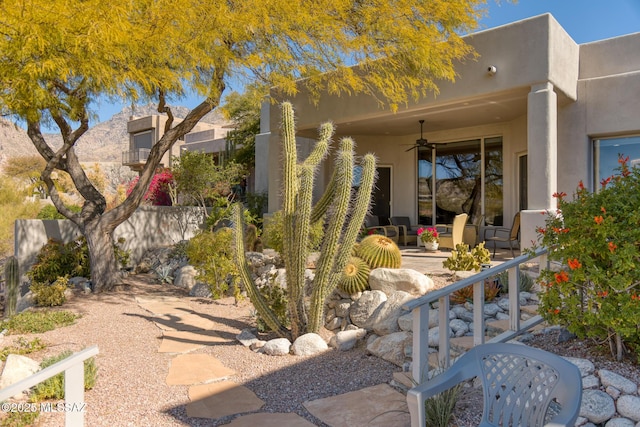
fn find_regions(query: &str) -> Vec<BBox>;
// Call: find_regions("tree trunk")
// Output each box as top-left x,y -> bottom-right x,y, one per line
84,220 -> 122,292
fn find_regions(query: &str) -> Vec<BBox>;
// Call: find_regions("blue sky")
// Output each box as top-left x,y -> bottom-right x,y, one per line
92,0 -> 640,124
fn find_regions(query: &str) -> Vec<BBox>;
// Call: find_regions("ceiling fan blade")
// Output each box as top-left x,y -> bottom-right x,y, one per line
405,145 -> 418,152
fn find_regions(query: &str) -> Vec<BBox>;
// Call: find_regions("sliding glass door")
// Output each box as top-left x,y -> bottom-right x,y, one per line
417,137 -> 503,226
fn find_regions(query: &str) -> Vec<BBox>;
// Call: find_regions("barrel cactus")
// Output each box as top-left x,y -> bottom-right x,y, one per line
356,235 -> 402,269
4,256 -> 19,318
338,256 -> 371,295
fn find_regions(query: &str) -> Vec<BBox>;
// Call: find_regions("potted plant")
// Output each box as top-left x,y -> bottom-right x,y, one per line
417,227 -> 439,251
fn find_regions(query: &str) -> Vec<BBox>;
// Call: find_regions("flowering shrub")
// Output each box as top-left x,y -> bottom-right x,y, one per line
126,169 -> 174,206
417,227 -> 439,243
535,156 -> 640,361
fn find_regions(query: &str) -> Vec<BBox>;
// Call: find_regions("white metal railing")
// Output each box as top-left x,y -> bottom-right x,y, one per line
403,247 -> 548,383
0,346 -> 99,427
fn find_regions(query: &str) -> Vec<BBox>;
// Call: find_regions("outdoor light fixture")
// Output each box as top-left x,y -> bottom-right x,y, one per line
487,65 -> 497,76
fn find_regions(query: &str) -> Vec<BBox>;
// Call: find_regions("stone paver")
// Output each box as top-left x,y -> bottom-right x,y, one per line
136,296 -> 194,314
224,412 -> 316,426
166,353 -> 236,385
303,383 -> 411,427
153,312 -> 216,331
158,330 -> 227,353
186,380 -> 264,419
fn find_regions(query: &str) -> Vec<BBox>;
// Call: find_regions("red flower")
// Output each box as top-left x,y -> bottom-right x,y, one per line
608,242 -> 617,253
597,290 -> 609,298
578,180 -> 585,190
553,192 -> 567,199
594,216 -> 604,225
567,259 -> 582,270
601,177 -> 612,187
554,271 -> 569,284
601,206 -> 606,214
618,155 -> 630,165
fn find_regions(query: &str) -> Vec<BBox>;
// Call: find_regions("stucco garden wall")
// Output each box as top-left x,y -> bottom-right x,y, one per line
14,206 -> 205,276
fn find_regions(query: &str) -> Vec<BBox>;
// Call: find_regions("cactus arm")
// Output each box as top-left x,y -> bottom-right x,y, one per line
308,143 -> 355,332
231,203 -> 290,338
4,256 -> 19,318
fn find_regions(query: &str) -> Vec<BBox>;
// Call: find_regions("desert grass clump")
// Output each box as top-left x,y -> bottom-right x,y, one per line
423,383 -> 462,427
0,310 -> 79,334
30,349 -> 97,402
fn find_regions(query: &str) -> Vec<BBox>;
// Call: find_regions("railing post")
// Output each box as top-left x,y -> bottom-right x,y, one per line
412,305 -> 429,383
438,296 -> 451,369
64,363 -> 86,426
508,266 -> 521,331
473,280 -> 485,346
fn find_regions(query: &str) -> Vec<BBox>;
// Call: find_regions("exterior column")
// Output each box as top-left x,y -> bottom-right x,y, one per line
522,82 -> 557,249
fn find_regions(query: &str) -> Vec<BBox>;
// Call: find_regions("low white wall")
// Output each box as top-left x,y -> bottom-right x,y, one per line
14,206 -> 206,276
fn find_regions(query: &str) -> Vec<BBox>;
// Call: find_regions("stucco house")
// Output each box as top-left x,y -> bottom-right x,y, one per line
254,13 -> 640,252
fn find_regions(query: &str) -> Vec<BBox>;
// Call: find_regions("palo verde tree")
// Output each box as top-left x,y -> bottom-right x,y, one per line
0,0 -> 485,291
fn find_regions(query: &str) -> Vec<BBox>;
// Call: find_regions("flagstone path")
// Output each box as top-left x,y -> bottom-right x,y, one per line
135,295 -> 411,426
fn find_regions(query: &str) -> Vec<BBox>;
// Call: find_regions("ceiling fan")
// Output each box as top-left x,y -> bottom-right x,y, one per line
405,120 -> 435,152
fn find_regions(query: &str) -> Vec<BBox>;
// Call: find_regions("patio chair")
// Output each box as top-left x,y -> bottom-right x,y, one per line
436,213 -> 468,250
363,215 -> 399,243
484,212 -> 521,258
406,342 -> 583,427
390,216 -> 424,246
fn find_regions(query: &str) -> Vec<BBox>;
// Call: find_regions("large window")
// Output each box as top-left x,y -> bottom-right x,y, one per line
594,136 -> 640,187
133,130 -> 153,150
418,137 -> 503,226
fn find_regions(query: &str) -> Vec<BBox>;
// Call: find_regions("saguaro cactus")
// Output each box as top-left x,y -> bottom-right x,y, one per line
4,256 -> 19,318
233,102 -> 376,339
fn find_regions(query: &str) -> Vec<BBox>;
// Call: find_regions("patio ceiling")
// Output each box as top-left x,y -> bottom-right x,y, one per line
296,87 -> 532,140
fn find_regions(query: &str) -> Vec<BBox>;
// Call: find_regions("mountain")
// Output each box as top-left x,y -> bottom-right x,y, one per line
0,104 -> 230,166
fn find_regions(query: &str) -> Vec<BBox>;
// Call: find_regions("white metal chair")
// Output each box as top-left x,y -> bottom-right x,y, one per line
406,342 -> 583,427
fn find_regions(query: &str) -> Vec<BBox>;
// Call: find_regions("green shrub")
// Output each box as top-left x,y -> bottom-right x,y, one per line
30,350 -> 97,402
254,278 -> 289,332
443,242 -> 491,272
262,210 -> 323,253
36,204 -> 81,219
0,410 -> 39,427
30,276 -> 69,307
186,228 -> 240,299
423,383 -> 461,427
534,157 -> 640,361
0,310 -> 79,334
27,236 -> 130,284
0,337 -> 46,361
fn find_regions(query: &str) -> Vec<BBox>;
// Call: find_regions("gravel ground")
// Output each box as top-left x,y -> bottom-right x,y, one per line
2,272 -> 638,426
0,274 -> 399,426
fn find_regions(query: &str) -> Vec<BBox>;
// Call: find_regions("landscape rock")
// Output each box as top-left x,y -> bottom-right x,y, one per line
617,395 -> 640,422
371,291 -> 413,336
369,268 -> 436,296
189,283 -> 212,298
366,331 -> 412,367
236,329 -> 259,347
16,292 -> 34,313
0,354 -> 41,390
291,333 -> 328,356
349,290 -> 387,329
334,329 -> 367,351
173,265 -> 197,290
580,390 -> 616,424
599,369 -> 638,395
398,313 -> 412,332
564,357 -> 596,376
605,418 -> 636,427
262,338 -> 291,356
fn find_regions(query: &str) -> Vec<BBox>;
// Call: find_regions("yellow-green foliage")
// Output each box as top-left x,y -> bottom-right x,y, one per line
30,350 -> 97,402
30,276 -> 69,307
443,243 -> 491,272
338,256 -> 371,295
355,235 -> 402,269
0,177 -> 40,257
0,337 -> 46,361
186,228 -> 239,299
262,210 -> 323,253
0,310 -> 78,334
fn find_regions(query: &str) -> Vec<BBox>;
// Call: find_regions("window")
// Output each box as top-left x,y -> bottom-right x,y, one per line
593,136 -> 640,187
133,130 -> 153,150
417,137 -> 503,225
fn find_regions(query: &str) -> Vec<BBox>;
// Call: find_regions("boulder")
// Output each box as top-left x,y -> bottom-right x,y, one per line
599,370 -> 638,395
174,265 -> 197,290
291,333 -> 328,356
334,329 -> 367,351
370,291 -> 414,336
236,329 -> 259,347
366,331 -> 412,367
580,390 -> 616,425
262,338 -> 291,356
349,290 -> 387,329
369,268 -> 436,296
0,354 -> 41,390
189,283 -> 212,298
617,395 -> 640,422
